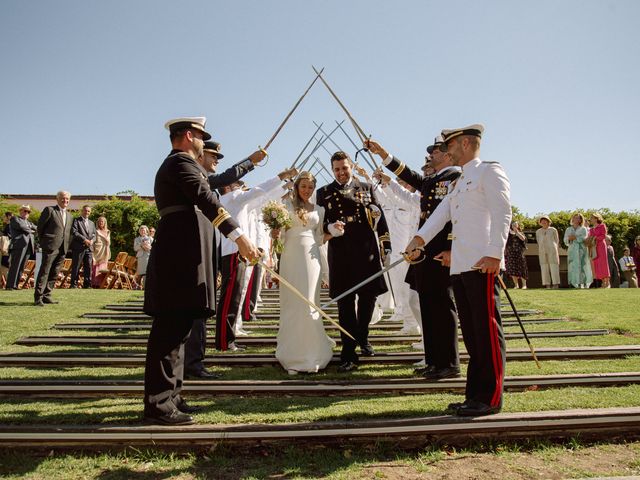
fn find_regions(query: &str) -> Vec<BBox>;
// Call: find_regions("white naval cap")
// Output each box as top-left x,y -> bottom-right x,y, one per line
441,124 -> 485,143
164,116 -> 212,140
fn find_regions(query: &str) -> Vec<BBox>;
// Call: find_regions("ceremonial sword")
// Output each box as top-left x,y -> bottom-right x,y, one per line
245,250 -> 356,340
262,68 -> 324,151
290,122 -> 324,169
334,120 -> 377,171
311,66 -> 379,169
319,253 -> 418,310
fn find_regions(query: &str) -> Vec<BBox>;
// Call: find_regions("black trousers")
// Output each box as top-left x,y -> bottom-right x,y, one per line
337,292 -> 376,363
418,262 -> 459,370
242,264 -> 261,322
451,271 -> 506,408
184,317 -> 207,374
215,253 -> 246,350
34,248 -> 66,302
70,247 -> 93,288
6,247 -> 30,289
143,314 -> 194,416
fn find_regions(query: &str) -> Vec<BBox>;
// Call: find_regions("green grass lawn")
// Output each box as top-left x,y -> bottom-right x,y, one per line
1,288 -> 639,479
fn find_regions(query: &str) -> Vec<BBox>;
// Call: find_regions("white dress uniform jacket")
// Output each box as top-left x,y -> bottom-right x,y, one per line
416,158 -> 511,275
219,177 -> 283,257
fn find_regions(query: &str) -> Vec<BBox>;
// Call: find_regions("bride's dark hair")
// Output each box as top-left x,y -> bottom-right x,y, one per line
291,171 -> 316,226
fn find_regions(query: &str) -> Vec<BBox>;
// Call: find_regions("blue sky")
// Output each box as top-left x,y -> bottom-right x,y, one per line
1,0 -> 638,216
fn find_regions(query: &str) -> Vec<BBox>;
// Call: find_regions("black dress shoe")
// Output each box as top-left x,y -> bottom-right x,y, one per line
446,401 -> 467,412
423,366 -> 461,380
338,361 -> 358,373
175,400 -> 202,414
143,409 -> 194,425
455,400 -> 501,417
360,345 -> 375,356
42,298 -> 59,304
185,369 -> 222,380
414,365 -> 435,375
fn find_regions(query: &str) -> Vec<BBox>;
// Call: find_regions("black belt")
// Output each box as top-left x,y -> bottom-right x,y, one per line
341,215 -> 364,224
158,205 -> 202,218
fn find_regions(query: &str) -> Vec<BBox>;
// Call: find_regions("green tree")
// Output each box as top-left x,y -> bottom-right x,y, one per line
88,194 -> 159,258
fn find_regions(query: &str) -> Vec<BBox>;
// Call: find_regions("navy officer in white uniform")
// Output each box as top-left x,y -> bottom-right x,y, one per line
406,124 -> 511,417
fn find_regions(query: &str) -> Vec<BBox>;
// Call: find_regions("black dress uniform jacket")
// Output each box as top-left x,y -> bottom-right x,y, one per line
144,150 -> 239,320
387,157 -> 461,293
316,178 -> 391,298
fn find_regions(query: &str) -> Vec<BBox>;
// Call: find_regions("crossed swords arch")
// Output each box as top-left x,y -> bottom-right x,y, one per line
251,67 -> 540,367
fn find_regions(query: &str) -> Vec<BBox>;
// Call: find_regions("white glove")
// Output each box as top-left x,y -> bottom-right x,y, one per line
328,221 -> 345,237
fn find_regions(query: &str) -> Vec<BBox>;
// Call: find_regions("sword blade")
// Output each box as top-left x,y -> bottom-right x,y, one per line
290,122 -> 324,169
264,68 -> 324,150
257,260 -> 355,340
320,256 -> 407,309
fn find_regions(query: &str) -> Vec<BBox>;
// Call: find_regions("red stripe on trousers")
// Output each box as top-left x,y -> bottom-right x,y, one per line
243,267 -> 255,320
219,253 -> 238,351
487,273 -> 503,407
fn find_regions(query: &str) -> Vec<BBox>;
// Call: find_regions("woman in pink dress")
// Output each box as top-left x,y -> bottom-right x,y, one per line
589,213 -> 610,288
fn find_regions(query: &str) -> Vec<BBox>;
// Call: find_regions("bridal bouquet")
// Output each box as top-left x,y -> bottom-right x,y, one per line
261,201 -> 292,254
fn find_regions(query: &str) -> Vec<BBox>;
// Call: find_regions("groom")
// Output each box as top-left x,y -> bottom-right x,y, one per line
316,151 -> 392,372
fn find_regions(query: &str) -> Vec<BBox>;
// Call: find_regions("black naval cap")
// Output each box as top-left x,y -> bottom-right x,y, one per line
426,135 -> 444,154
164,116 -> 212,141
441,123 -> 484,144
203,140 -> 224,159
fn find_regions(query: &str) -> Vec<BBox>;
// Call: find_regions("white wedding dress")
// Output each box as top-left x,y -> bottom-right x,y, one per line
276,201 -> 336,373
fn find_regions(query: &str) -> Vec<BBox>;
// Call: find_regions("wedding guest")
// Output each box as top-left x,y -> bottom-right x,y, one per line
606,236 -> 620,288
34,190 -> 73,306
5,205 -> 37,290
149,227 -> 156,239
1,212 -> 14,285
589,213 -> 610,288
91,216 -> 111,287
633,236 -> 640,278
70,205 -> 96,288
536,216 -> 560,288
563,213 -> 592,288
505,221 -> 528,289
134,225 -> 153,287
619,247 -> 638,288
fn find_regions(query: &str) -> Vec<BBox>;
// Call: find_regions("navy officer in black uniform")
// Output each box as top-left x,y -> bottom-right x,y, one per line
143,117 -> 260,425
183,140 -> 266,379
367,135 -> 462,380
316,151 -> 392,372
406,124 -> 512,417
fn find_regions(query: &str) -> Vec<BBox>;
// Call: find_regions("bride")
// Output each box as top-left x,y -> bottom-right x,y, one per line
275,171 -> 339,374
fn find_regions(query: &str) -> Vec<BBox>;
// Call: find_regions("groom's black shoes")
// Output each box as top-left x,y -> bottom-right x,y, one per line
338,361 -> 358,373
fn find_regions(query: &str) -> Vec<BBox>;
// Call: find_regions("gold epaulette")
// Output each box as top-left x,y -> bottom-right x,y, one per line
392,162 -> 405,176
212,207 -> 232,228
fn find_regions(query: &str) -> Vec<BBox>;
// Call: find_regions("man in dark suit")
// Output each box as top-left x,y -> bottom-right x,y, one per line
183,140 -> 266,379
34,191 -> 73,306
69,205 -> 97,289
6,205 -> 37,290
367,136 -> 462,380
143,117 -> 260,426
316,151 -> 391,372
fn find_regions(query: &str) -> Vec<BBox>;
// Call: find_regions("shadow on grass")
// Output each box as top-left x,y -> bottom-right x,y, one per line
0,301 -> 38,307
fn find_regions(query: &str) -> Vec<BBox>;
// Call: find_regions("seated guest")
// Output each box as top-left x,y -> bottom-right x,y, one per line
505,221 -> 528,289
619,247 -> 638,288
564,213 -> 593,289
6,205 -> 37,290
134,225 -> 153,288
91,216 -> 111,287
536,216 -> 560,288
70,205 -> 96,288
